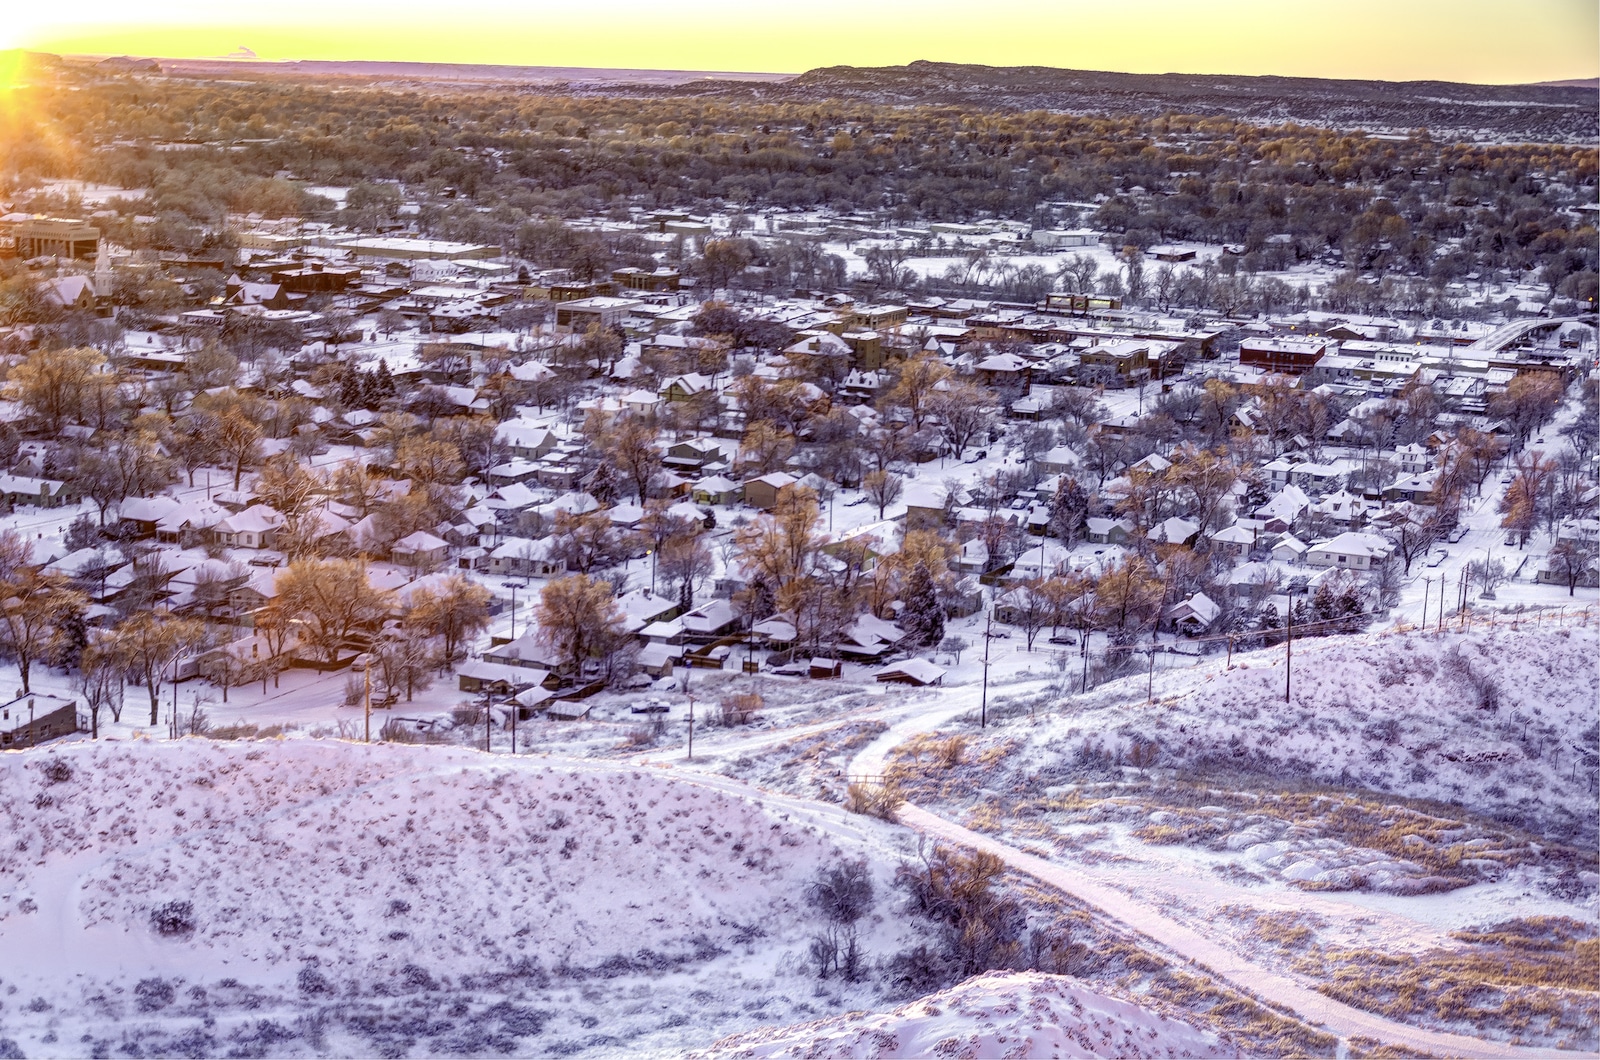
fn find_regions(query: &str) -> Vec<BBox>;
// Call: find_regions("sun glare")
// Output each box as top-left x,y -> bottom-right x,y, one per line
0,51 -> 27,92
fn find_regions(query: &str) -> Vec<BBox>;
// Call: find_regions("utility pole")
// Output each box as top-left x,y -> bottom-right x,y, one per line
485,690 -> 493,753
1420,578 -> 1428,632
686,693 -> 695,761
1437,575 -> 1445,633
364,662 -> 372,743
1080,623 -> 1090,693
1284,598 -> 1293,704
980,598 -> 994,729
510,694 -> 518,755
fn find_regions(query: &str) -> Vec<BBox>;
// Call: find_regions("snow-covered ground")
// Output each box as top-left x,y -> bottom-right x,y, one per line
692,970 -> 1233,1059
918,624 -> 1600,846
0,740 -> 926,1058
867,624 -> 1600,1051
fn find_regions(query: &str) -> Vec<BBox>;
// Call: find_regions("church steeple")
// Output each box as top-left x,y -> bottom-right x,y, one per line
93,242 -> 112,299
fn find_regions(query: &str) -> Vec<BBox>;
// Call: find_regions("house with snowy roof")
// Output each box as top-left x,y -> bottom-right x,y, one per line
1164,592 -> 1221,635
1306,532 -> 1393,571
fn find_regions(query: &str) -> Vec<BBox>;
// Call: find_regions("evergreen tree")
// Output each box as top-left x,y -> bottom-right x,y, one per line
358,369 -> 381,409
1254,602 -> 1281,647
64,513 -> 100,553
1311,582 -> 1340,623
374,359 -> 397,400
900,560 -> 945,647
337,365 -> 362,407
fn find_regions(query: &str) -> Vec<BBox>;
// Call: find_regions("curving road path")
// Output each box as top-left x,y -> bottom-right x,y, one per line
839,689 -> 1563,1058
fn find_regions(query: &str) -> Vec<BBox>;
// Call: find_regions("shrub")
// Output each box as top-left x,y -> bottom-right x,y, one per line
807,858 -> 874,925
933,736 -> 967,769
40,758 -> 73,785
134,978 -> 175,1012
379,717 -> 420,743
844,779 -> 903,822
896,844 -> 1026,977
150,900 -> 196,937
297,967 -> 334,995
719,692 -> 763,726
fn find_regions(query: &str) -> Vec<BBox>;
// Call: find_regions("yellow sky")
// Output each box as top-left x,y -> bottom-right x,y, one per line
10,0 -> 1598,84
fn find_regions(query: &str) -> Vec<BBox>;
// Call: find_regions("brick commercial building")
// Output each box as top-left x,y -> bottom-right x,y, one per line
1239,338 -> 1326,375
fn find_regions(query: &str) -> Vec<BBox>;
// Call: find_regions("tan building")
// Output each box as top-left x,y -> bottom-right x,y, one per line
9,217 -> 100,259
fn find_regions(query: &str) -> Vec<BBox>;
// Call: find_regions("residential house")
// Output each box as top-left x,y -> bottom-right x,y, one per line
1035,446 -> 1079,476
1384,470 -> 1441,505
1208,523 -> 1257,561
1164,592 -> 1221,635
392,531 -> 450,571
1394,443 -> 1433,475
660,372 -> 715,403
1147,516 -> 1200,547
743,472 -> 798,511
1307,532 -> 1394,571
834,614 -> 906,661
1314,489 -> 1369,528
212,505 -> 284,549
692,475 -> 742,506
1271,534 -> 1309,565
1084,517 -> 1134,545
487,538 -> 564,578
496,423 -> 559,461
0,473 -> 75,511
1255,486 -> 1311,534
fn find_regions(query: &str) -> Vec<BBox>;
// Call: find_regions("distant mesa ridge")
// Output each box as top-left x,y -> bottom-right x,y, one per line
43,52 -> 1600,140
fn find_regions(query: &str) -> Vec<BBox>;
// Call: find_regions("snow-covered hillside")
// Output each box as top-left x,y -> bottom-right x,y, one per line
0,740 -> 918,1058
692,970 -> 1232,1058
984,626 -> 1599,844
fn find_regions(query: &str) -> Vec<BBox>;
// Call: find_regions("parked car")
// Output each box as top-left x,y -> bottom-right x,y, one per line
350,653 -> 371,672
1426,549 -> 1448,568
1447,525 -> 1469,544
1504,532 -> 1518,546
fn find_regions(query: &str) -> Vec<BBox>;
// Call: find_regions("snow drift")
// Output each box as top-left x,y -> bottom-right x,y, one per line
692,970 -> 1231,1058
0,739 -> 901,1056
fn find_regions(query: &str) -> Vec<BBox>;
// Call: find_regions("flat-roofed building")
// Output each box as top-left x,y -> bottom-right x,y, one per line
0,693 -> 79,748
1239,337 -> 1326,375
334,236 -> 500,261
10,217 -> 100,259
554,296 -> 643,331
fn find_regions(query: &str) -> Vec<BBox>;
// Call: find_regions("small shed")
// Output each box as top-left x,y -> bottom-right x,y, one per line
874,659 -> 947,687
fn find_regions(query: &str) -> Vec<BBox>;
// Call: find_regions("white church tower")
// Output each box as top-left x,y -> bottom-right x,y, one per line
92,242 -> 113,300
